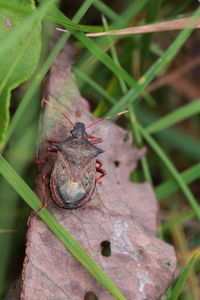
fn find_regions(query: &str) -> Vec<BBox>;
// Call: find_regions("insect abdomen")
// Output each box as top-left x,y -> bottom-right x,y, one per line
50,157 -> 96,209
50,176 -> 95,209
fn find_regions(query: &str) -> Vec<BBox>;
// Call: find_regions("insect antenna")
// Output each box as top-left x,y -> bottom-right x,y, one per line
86,110 -> 128,129
43,100 -> 74,127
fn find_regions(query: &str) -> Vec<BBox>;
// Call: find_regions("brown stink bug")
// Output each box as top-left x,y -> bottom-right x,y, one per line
37,100 -> 128,210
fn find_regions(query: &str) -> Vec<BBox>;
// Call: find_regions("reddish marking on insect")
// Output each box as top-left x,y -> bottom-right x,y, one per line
37,100 -> 128,210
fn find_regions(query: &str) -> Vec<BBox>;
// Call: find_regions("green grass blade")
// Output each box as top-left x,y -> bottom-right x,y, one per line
168,255 -> 197,300
140,0 -> 161,72
137,106 -> 200,161
73,66 -> 115,104
156,162 -> 200,200
0,229 -> 17,233
169,0 -> 194,17
71,0 -> 95,21
93,0 -> 119,21
0,155 -> 127,300
106,7 -> 200,115
45,7 -> 102,33
147,99 -> 200,134
118,0 -> 149,26
71,32 -> 138,89
158,128 -> 200,161
94,0 -> 148,27
129,106 -> 153,183
101,15 -> 128,93
0,116 -> 38,292
136,123 -> 200,220
101,14 -> 152,184
160,211 -> 194,233
45,3 -> 150,91
76,0 -> 148,89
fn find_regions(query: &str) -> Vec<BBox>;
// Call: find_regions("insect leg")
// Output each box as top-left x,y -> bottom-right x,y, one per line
86,135 -> 103,144
96,159 -> 102,167
36,137 -> 67,164
47,138 -> 66,143
36,147 -> 57,164
36,144 -> 57,211
37,171 -> 51,212
96,160 -> 106,182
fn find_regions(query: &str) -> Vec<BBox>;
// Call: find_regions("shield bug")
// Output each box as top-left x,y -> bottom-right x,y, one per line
37,100 -> 128,210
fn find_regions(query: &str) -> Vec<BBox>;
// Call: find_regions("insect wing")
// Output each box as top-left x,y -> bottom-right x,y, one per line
50,139 -> 104,209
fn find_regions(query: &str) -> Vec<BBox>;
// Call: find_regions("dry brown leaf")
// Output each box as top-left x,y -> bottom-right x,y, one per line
20,43 -> 177,300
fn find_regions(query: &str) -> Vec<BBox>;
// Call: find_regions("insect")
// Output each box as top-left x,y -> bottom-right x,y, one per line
37,100 -> 128,210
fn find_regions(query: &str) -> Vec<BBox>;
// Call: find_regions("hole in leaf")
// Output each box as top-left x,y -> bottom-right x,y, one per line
84,291 -> 98,300
114,160 -> 120,167
164,260 -> 172,267
139,247 -> 145,253
101,240 -> 111,257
